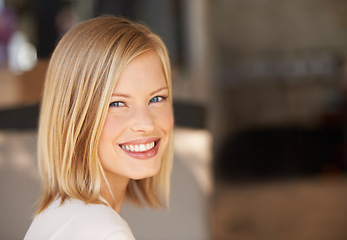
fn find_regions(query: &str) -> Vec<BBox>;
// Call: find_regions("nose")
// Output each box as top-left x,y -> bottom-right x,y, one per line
130,107 -> 155,133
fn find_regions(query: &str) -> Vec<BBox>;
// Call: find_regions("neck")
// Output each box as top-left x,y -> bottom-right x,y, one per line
101,173 -> 130,214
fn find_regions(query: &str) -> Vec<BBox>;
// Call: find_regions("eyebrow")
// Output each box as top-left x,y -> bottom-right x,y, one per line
112,86 -> 168,98
150,86 -> 168,96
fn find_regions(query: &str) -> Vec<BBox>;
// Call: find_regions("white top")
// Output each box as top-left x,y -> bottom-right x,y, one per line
24,198 -> 135,240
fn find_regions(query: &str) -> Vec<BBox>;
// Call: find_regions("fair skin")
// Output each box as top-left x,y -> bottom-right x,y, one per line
98,50 -> 174,213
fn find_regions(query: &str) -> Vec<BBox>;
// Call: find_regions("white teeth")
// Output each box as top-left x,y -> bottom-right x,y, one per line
139,144 -> 146,151
121,141 -> 156,152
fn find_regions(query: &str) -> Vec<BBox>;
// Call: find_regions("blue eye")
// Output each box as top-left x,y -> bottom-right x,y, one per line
109,101 -> 125,107
150,96 -> 167,103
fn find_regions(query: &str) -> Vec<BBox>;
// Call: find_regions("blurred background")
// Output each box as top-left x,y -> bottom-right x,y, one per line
1,0 -> 347,239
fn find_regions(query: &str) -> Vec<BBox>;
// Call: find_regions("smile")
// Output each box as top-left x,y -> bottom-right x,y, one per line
118,139 -> 160,160
119,140 -> 158,153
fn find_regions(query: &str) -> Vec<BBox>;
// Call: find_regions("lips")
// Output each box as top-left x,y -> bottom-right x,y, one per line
119,139 -> 160,159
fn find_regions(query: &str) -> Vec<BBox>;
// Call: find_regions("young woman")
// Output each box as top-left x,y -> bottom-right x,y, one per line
24,16 -> 174,240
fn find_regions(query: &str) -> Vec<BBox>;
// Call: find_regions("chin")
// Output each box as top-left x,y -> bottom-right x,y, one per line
130,166 -> 161,180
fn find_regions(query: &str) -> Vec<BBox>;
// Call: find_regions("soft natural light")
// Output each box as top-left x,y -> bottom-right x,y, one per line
174,127 -> 213,195
8,31 -> 37,74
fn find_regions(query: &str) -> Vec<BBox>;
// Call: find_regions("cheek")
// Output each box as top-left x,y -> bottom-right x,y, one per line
98,115 -> 127,165
100,114 -> 126,143
158,107 -> 174,133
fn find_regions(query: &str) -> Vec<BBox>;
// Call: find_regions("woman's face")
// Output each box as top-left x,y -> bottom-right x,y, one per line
98,50 -> 173,182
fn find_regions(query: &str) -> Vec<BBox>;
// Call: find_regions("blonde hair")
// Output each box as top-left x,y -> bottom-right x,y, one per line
37,16 -> 174,213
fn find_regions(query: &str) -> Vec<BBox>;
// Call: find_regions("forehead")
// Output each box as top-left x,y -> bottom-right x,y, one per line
113,50 -> 167,93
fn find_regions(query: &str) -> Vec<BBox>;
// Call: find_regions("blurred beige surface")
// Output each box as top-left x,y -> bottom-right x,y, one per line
0,69 -> 22,108
0,131 -> 40,240
0,60 -> 47,109
211,177 -> 347,240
